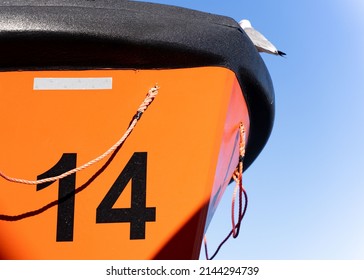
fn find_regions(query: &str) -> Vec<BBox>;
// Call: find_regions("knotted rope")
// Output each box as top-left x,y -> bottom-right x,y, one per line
204,122 -> 248,260
0,85 -> 159,185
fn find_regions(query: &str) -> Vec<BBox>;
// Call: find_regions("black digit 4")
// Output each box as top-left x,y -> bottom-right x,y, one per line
96,152 -> 156,239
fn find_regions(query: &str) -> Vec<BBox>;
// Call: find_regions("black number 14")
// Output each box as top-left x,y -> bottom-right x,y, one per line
37,152 -> 156,242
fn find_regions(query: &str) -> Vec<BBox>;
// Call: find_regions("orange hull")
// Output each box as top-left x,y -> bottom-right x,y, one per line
0,67 -> 249,259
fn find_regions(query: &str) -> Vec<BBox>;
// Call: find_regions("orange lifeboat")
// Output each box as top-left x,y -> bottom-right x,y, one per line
0,0 -> 274,259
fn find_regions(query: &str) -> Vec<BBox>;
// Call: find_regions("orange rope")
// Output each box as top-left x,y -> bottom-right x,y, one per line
231,123 -> 246,238
0,85 -> 159,185
204,122 -> 248,260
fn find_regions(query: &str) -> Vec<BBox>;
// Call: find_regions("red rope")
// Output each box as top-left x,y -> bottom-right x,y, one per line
204,122 -> 248,260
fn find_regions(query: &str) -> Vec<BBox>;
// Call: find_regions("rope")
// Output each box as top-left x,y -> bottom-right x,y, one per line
204,122 -> 248,260
0,85 -> 159,185
231,123 -> 246,238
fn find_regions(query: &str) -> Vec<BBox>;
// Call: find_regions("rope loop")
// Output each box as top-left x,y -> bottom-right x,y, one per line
204,122 -> 248,260
231,122 -> 246,238
0,85 -> 159,186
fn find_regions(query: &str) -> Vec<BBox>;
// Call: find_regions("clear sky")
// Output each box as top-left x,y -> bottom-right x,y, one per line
135,0 -> 364,260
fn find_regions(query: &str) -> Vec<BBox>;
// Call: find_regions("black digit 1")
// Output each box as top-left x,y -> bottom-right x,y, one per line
96,152 -> 156,239
37,153 -> 77,242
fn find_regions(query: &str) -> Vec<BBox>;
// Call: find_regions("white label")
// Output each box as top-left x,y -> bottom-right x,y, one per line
33,77 -> 113,90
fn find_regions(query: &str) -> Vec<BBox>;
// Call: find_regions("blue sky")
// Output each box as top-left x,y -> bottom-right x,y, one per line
136,0 -> 364,259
